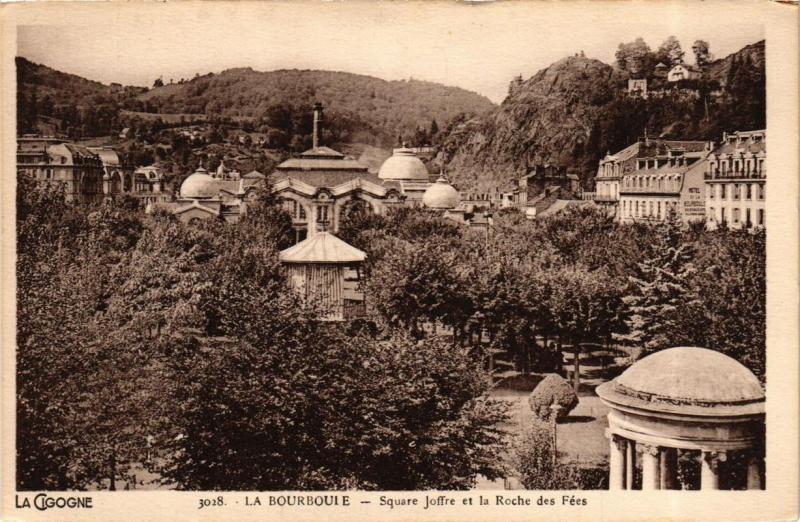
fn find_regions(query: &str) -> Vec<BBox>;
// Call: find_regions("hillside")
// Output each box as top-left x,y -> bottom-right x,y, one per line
440,40 -> 765,191
16,58 -> 495,150
134,68 -> 496,147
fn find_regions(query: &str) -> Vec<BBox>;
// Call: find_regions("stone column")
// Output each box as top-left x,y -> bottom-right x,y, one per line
641,444 -> 661,490
659,447 -> 677,490
746,453 -> 763,490
701,451 -> 726,490
608,434 -> 627,490
625,440 -> 636,490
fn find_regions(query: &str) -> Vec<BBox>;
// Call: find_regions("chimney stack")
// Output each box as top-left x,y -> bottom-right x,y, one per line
312,102 -> 324,149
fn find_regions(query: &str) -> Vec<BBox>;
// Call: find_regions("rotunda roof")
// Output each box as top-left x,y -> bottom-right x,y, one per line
597,347 -> 764,418
378,148 -> 430,181
180,168 -> 218,199
422,176 -> 460,209
615,347 -> 763,405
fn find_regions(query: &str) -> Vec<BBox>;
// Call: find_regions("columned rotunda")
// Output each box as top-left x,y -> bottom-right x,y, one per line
596,347 -> 765,490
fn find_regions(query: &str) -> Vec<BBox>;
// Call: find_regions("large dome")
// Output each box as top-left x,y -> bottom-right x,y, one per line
614,347 -> 763,405
378,148 -> 430,181
180,167 -> 218,199
422,177 -> 460,209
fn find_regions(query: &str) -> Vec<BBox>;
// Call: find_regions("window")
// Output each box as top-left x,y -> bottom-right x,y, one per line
316,205 -> 329,224
721,208 -> 727,224
733,184 -> 740,199
709,207 -> 715,221
758,209 -> 765,226
709,185 -> 714,199
759,184 -> 765,200
746,184 -> 752,200
733,208 -> 740,224
299,205 -> 306,220
746,208 -> 752,228
657,201 -> 661,219
720,184 -> 726,199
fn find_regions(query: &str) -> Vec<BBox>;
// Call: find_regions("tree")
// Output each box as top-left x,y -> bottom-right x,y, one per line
153,77 -> 164,88
615,38 -> 654,77
692,40 -> 712,67
620,217 -> 697,355
657,36 -> 685,66
159,319 -> 508,489
683,229 -> 766,380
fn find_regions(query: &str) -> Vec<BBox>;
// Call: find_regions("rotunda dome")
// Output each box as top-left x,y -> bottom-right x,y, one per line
422,176 -> 460,209
378,148 -> 430,181
614,347 -> 763,406
180,167 -> 218,199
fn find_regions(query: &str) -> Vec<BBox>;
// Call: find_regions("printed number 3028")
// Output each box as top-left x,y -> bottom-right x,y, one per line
199,496 -> 225,509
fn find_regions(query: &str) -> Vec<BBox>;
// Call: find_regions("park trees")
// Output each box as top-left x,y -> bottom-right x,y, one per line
160,319 -> 508,489
621,216 -> 697,355
684,228 -> 766,380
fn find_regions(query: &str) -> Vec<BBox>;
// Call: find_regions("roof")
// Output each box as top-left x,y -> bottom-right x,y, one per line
597,347 -> 764,417
275,145 -> 369,172
712,130 -> 766,156
422,177 -> 460,209
279,232 -> 367,264
243,170 -> 266,179
537,199 -> 592,218
270,170 -> 401,191
378,148 -> 430,181
297,146 -> 345,159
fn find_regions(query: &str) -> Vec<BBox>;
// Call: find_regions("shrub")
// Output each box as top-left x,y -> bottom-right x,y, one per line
528,373 -> 578,421
509,421 -> 580,489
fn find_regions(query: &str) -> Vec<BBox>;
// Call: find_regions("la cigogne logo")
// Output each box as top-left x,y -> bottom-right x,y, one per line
15,493 -> 94,511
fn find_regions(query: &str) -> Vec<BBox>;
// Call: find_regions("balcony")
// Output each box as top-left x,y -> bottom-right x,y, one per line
705,169 -> 766,181
593,194 -> 618,202
619,186 -> 680,195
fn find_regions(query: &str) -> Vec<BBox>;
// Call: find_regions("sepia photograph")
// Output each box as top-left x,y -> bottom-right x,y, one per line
1,1 -> 798,521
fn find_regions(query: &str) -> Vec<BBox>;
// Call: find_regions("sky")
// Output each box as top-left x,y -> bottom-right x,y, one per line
16,1 -> 766,104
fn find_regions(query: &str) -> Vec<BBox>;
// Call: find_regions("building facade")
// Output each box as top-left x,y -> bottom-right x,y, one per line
594,142 -> 641,218
269,104 -> 407,242
704,129 -> 766,230
667,63 -> 703,82
614,139 -> 710,224
17,136 -> 105,203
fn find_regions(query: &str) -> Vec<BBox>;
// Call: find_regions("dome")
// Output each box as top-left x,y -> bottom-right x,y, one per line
614,347 -> 763,405
378,148 -> 430,181
180,168 -> 218,199
422,176 -> 460,209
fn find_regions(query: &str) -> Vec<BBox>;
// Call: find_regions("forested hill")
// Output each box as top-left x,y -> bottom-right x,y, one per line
439,40 -> 765,191
136,68 -> 496,146
16,58 -> 495,148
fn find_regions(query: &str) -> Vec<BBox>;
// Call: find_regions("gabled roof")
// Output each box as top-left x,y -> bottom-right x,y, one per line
243,170 -> 266,179
298,146 -> 345,158
279,232 -> 367,264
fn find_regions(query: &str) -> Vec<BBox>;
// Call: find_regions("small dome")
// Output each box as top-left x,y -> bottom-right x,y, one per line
422,176 -> 460,209
615,347 -> 763,405
180,168 -> 218,199
378,148 -> 429,181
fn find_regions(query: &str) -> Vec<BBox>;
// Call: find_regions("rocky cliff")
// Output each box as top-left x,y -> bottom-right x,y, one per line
440,41 -> 765,192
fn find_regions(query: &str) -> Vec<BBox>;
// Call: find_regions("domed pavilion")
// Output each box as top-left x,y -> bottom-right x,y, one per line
596,347 -> 765,490
422,176 -> 460,210
377,147 -> 433,204
153,164 -> 263,224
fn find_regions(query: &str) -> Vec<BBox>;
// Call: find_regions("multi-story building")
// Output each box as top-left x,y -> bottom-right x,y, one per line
17,136 -> 105,204
704,130 -> 766,230
617,139 -> 711,224
593,142 -> 641,218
